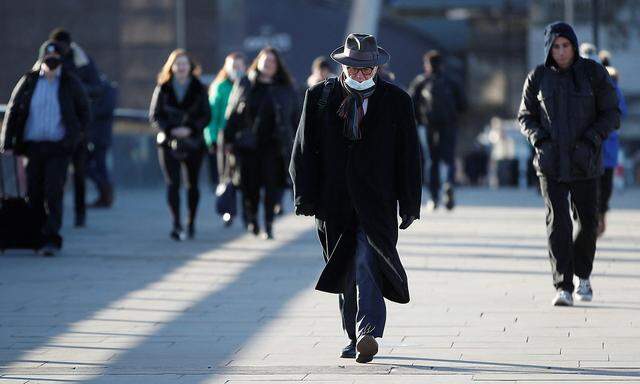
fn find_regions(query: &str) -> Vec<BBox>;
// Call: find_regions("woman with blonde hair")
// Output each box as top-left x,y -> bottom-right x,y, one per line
149,49 -> 211,241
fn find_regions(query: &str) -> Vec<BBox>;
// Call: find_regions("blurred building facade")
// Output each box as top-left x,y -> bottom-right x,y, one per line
3,0 -> 637,186
0,0 -> 216,110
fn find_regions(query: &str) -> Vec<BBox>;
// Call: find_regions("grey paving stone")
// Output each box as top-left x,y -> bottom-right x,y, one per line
0,188 -> 638,383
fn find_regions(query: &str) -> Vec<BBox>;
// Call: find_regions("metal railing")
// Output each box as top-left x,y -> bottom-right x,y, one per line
0,104 -> 148,122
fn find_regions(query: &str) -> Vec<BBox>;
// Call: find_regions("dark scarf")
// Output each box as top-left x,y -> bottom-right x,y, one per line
337,73 -> 376,141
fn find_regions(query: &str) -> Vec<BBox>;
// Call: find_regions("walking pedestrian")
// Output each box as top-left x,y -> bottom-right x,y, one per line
205,52 -> 246,193
224,47 -> 299,240
408,50 -> 466,211
290,33 -> 422,363
518,22 -> 620,306
86,78 -> 117,209
0,40 -> 90,255
49,28 -> 103,227
150,49 -> 211,241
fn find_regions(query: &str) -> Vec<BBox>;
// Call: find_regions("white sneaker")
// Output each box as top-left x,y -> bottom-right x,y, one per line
576,279 -> 593,302
552,290 -> 574,306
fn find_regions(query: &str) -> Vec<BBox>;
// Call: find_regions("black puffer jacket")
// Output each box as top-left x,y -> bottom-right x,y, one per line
518,22 -> 620,181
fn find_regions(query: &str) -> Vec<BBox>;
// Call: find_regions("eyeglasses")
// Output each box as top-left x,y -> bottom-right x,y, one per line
347,67 -> 374,76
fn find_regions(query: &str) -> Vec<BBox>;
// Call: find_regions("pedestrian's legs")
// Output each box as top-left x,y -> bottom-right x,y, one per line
426,128 -> 441,203
184,149 -> 204,231
570,178 -> 599,280
239,151 -> 260,228
25,145 -> 46,238
417,125 -> 428,186
206,145 -> 219,190
340,268 -> 357,342
441,127 -> 457,186
355,228 -> 386,338
158,147 -> 182,230
42,152 -> 70,248
598,168 -> 614,215
261,153 -> 281,228
87,145 -> 109,192
72,143 -> 87,225
539,177 -> 574,292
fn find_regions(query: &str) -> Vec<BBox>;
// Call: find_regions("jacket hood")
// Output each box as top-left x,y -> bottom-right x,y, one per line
544,21 -> 579,67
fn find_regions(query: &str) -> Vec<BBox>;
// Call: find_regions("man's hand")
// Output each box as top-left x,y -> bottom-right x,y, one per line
399,215 -> 416,230
295,203 -> 315,217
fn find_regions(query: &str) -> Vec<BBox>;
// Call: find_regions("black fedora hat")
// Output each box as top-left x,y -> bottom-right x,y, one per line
330,33 -> 390,67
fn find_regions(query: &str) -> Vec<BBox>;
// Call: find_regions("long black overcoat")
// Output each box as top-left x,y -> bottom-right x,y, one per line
289,78 -> 422,304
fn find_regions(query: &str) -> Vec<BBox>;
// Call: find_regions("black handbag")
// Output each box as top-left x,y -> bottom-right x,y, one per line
215,181 -> 237,217
215,155 -> 237,216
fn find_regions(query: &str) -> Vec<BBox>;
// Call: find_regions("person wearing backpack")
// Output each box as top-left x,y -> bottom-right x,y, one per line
518,22 -> 619,306
290,33 -> 422,363
408,50 -> 466,211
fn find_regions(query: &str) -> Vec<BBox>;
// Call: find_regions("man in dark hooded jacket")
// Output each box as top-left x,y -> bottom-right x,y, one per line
518,22 -> 619,306
290,34 -> 422,363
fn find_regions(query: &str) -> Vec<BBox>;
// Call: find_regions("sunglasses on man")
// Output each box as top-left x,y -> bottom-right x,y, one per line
346,67 -> 374,76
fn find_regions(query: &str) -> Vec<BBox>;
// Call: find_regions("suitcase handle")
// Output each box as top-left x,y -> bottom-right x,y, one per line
0,153 -> 25,199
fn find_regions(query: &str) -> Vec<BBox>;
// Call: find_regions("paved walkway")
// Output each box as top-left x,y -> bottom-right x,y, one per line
1,187 -> 640,383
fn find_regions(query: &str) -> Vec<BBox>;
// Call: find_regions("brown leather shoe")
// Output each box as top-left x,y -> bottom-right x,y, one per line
355,335 -> 378,363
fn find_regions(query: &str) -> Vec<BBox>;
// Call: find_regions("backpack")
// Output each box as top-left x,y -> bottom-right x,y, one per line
317,76 -> 337,113
420,74 -> 457,125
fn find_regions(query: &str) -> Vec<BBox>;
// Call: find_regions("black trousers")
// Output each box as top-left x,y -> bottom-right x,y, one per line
25,142 -> 71,248
339,228 -> 386,340
206,145 -> 219,190
158,147 -> 204,230
598,168 -> 614,215
87,144 -> 112,193
540,177 -> 598,292
71,141 -> 86,220
426,125 -> 456,202
238,148 -> 283,227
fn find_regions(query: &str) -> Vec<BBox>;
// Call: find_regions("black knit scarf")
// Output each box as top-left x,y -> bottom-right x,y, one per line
337,73 -> 376,141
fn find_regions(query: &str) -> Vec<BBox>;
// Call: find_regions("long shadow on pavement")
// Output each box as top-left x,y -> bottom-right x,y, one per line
0,189 -> 251,372
74,226 -> 321,383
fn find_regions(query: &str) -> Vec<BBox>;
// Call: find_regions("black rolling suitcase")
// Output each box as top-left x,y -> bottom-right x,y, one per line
0,155 -> 45,252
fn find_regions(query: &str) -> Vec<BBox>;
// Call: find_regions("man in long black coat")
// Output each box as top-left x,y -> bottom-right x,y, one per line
290,34 -> 422,363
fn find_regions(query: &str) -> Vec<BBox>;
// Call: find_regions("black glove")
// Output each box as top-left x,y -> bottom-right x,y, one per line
399,215 -> 416,230
295,203 -> 315,217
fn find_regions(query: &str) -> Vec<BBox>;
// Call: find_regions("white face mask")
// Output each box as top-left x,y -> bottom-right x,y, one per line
228,70 -> 244,82
344,75 -> 375,91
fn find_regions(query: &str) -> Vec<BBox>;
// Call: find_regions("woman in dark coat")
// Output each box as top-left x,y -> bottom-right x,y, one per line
224,47 -> 299,239
149,49 -> 211,241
